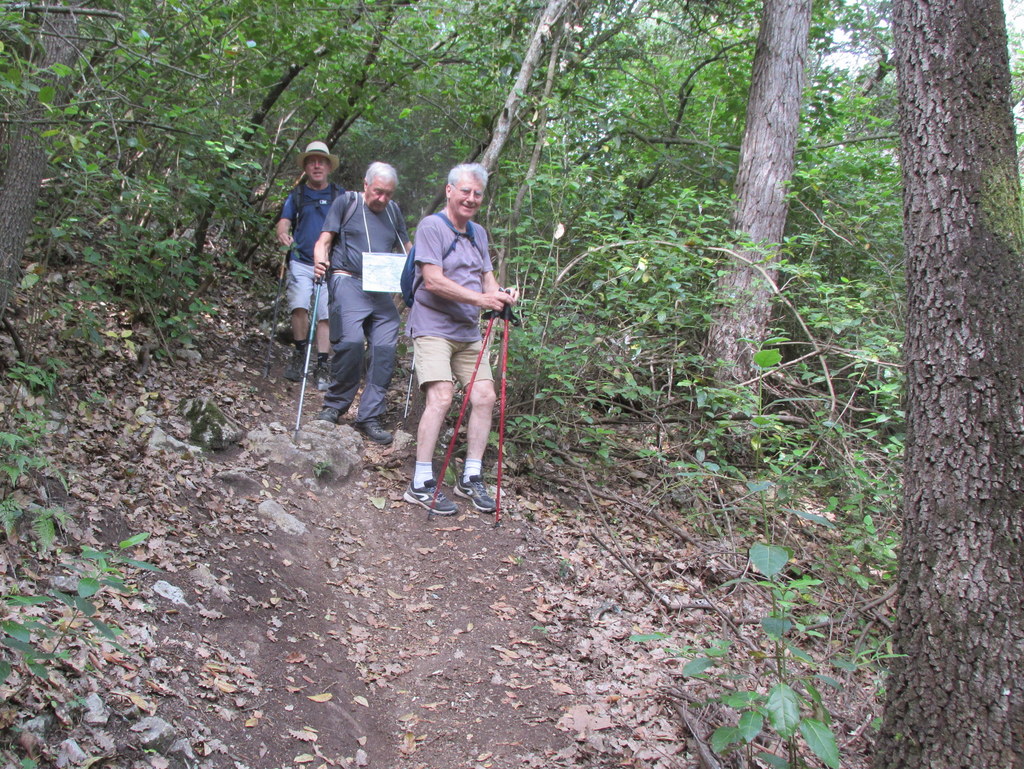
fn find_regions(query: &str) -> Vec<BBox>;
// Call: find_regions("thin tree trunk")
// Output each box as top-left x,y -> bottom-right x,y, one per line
417,0 -> 569,231
478,0 -> 570,173
503,19 -> 566,280
874,1 -> 1024,766
704,0 -> 811,381
0,3 -> 81,323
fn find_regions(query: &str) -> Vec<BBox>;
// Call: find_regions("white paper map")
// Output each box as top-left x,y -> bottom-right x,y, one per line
361,252 -> 405,293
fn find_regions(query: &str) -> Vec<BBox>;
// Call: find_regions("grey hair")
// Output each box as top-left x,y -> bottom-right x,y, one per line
365,161 -> 398,186
447,163 -> 488,189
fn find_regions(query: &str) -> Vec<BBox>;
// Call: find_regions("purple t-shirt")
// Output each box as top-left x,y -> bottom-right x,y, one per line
406,214 -> 493,342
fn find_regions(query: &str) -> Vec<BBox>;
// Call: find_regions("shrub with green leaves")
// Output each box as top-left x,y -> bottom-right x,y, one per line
0,534 -> 157,684
1,361 -> 67,549
665,543 -> 844,769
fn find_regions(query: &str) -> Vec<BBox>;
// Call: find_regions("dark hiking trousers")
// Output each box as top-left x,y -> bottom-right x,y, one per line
325,274 -> 399,424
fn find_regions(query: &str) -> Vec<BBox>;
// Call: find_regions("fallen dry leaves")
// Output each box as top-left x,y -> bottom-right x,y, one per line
0,273 -> 888,769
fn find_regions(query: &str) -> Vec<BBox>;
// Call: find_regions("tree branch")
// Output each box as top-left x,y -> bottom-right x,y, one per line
8,3 -> 123,18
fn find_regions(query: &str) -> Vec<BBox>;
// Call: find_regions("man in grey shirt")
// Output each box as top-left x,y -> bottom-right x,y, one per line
313,162 -> 410,444
403,163 -> 518,515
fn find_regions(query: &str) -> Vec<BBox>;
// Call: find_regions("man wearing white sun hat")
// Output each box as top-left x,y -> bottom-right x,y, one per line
276,141 -> 342,389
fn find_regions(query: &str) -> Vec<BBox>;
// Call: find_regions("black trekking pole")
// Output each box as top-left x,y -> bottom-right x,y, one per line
263,246 -> 293,377
429,314 -> 498,520
293,277 -> 323,441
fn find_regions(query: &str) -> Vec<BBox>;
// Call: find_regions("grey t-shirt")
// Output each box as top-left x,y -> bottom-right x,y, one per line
321,194 -> 409,274
406,214 -> 493,343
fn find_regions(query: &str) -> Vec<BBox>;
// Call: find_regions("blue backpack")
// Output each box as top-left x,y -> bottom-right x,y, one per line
400,213 -> 482,307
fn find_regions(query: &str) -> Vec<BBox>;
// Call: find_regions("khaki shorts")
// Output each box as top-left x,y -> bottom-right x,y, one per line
287,261 -> 329,321
413,336 -> 493,388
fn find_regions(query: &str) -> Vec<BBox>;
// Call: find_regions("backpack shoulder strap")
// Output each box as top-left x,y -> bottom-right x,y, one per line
287,184 -> 305,229
340,190 -> 360,228
384,201 -> 408,255
328,191 -> 362,261
434,211 -> 484,259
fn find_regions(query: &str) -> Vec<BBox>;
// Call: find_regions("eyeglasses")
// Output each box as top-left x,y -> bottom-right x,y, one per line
456,187 -> 484,199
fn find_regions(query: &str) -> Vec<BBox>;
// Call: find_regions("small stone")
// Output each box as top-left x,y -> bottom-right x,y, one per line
180,397 -> 243,451
355,749 -> 369,766
168,737 -> 198,769
257,500 -> 307,535
83,692 -> 109,725
148,426 -> 202,457
152,580 -> 189,606
20,714 -> 53,740
131,716 -> 177,753
55,738 -> 87,767
49,575 -> 79,593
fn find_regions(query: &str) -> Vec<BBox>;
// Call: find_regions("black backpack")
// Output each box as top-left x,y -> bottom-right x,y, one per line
289,182 -> 342,232
400,213 -> 483,307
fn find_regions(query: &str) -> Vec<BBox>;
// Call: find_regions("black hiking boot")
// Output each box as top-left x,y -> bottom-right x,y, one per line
284,346 -> 306,382
355,420 -> 393,445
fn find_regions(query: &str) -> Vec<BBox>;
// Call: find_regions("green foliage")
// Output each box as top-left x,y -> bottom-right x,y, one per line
0,534 -> 157,683
6,359 -> 60,398
635,348 -> 896,767
0,362 -> 68,550
666,541 -> 845,769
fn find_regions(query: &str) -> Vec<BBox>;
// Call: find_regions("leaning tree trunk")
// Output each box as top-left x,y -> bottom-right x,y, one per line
873,1 -> 1024,767
478,0 -> 569,173
704,0 -> 811,382
422,0 -> 568,215
0,4 -> 81,323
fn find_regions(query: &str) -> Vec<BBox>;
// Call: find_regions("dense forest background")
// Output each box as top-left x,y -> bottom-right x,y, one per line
2,0 -> 1023,767
5,0 -> 919,486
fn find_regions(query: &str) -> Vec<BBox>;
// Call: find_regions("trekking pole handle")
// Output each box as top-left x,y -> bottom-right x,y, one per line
484,304 -> 519,324
484,288 -> 520,325
279,245 -> 295,280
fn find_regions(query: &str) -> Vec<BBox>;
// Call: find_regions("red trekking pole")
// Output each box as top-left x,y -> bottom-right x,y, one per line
493,304 -> 512,527
430,315 -> 497,520
430,301 -> 517,524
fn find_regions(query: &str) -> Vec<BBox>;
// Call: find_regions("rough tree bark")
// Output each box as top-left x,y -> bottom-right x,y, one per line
0,4 -> 81,323
873,1 -> 1024,767
704,0 -> 811,381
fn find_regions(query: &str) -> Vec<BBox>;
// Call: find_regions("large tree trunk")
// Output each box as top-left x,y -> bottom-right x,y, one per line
704,0 -> 811,381
0,4 -> 81,323
874,1 -> 1024,767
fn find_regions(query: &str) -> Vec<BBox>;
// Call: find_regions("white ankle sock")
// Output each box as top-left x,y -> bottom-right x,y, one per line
414,462 -> 434,488
463,459 -> 482,482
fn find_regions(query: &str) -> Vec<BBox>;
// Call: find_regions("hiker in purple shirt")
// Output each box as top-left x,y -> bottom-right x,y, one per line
402,163 -> 518,516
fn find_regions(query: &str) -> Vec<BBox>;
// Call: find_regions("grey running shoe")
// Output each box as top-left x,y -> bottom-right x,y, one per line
317,407 -> 342,424
454,474 -> 496,513
355,420 -> 393,445
284,346 -> 306,382
403,480 -> 457,515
